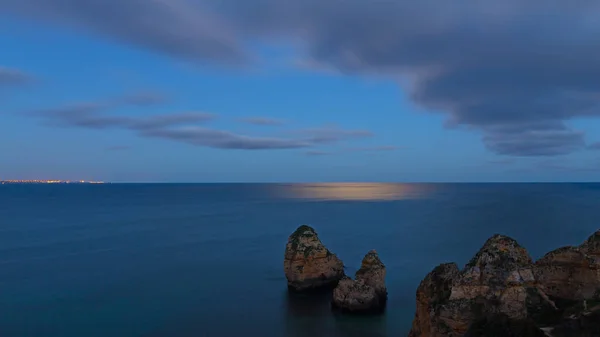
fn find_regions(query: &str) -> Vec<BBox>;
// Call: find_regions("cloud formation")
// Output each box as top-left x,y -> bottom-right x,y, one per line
5,1 -> 600,156
294,127 -> 373,144
31,104 -> 217,131
141,127 -> 309,149
0,0 -> 247,64
483,128 -> 585,156
0,66 -> 33,87
25,95 -> 376,150
140,124 -> 372,150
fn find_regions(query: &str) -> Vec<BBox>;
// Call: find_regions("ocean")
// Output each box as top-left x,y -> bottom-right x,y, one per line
1,183 -> 599,337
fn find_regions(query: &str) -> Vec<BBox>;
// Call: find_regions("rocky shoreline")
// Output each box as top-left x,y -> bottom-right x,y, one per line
282,226 -> 600,336
409,230 -> 600,337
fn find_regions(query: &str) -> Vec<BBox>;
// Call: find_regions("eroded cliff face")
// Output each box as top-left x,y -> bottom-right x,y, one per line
332,250 -> 387,313
408,230 -> 600,337
283,225 -> 344,291
409,235 -> 556,337
535,230 -> 600,301
408,263 -> 460,337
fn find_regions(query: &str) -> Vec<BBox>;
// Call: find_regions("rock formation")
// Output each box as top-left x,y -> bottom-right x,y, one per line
332,250 -> 387,313
409,234 -> 557,337
283,225 -> 345,291
281,226 -> 600,334
535,230 -> 600,301
409,263 -> 460,337
408,230 -> 600,337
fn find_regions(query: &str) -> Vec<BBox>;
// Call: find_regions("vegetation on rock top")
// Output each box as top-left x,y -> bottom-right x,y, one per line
465,234 -> 532,269
290,225 -> 316,238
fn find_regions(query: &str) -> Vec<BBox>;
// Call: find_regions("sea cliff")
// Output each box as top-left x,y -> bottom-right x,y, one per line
408,230 -> 600,336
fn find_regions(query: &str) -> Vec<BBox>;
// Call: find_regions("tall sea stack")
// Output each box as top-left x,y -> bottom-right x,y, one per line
283,225 -> 345,291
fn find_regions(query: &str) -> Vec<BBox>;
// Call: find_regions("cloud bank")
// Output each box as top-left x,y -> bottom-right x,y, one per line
24,93 -> 374,150
0,0 -> 247,64
4,0 -> 600,156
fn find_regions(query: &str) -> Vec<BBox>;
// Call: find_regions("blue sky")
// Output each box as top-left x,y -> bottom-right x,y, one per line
2,1 -> 600,182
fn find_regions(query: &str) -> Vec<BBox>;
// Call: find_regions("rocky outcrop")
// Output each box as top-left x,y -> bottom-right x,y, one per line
332,250 -> 387,313
409,230 -> 600,337
581,230 -> 600,256
535,230 -> 600,301
408,234 -> 557,337
409,263 -> 460,337
357,250 -> 387,299
283,225 -> 345,291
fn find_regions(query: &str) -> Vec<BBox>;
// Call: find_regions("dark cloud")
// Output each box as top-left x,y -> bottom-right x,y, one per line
140,127 -> 309,150
26,96 -> 374,150
129,113 -> 217,130
28,102 -> 113,127
294,126 -> 373,144
213,0 -> 600,156
136,125 -> 373,150
34,106 -> 216,130
25,92 -> 188,129
27,91 -> 167,118
239,117 -> 286,126
6,0 -> 598,156
483,128 -> 585,156
0,66 -> 33,86
0,0 -> 248,65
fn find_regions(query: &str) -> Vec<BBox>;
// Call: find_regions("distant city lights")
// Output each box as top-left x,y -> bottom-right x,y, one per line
0,180 -> 104,184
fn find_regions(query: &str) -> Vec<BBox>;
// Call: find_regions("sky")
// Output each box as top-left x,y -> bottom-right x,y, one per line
1,0 -> 600,182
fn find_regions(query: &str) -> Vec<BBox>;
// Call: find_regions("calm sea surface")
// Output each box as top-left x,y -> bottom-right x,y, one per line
1,183 -> 599,337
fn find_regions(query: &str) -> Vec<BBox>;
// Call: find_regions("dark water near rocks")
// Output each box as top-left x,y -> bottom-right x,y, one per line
1,183 -> 599,337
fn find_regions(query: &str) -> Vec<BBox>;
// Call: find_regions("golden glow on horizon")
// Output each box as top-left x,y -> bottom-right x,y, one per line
274,183 -> 434,201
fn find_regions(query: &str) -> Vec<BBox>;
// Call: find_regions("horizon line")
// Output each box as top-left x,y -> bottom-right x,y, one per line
3,181 -> 599,184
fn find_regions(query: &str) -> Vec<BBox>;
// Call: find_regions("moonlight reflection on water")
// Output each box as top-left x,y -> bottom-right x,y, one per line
271,183 -> 436,201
